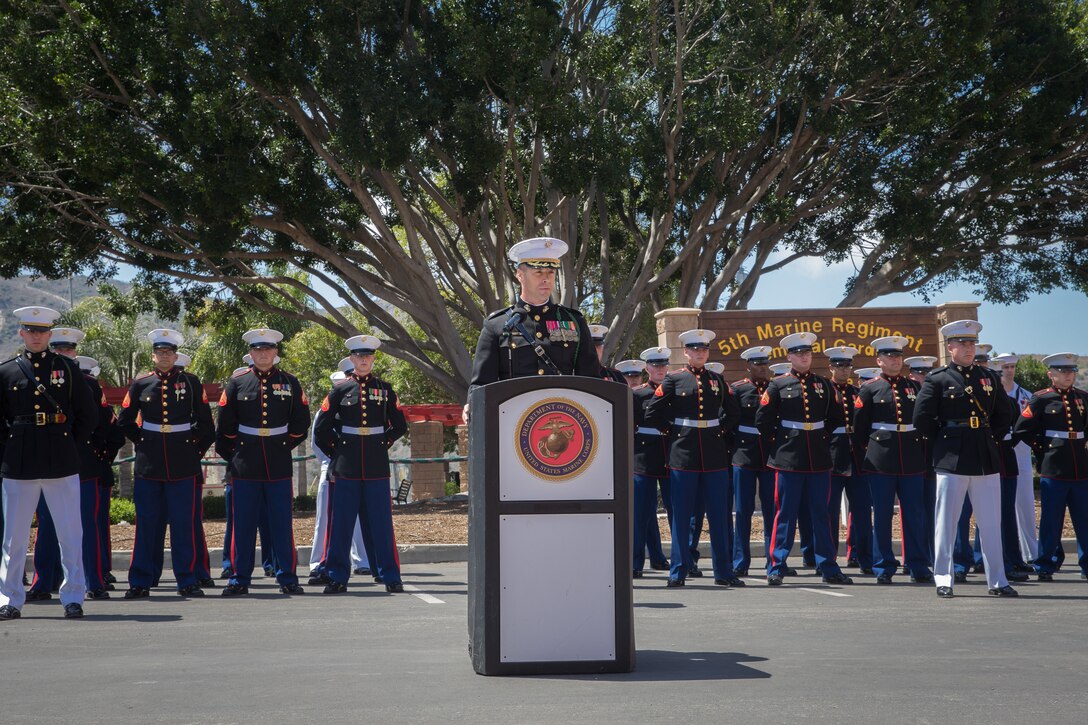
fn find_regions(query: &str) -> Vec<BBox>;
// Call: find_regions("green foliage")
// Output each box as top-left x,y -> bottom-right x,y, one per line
201,495 -> 227,521
444,480 -> 460,496
281,321 -> 352,411
56,291 -> 154,387
109,497 -> 136,525
1015,357 -> 1053,394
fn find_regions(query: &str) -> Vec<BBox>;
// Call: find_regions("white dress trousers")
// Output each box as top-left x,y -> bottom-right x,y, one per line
309,462 -> 369,573
0,475 -> 85,609
1012,442 -> 1038,562
934,472 -> 1009,590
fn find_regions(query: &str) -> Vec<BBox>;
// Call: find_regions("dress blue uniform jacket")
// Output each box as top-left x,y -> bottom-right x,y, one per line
730,378 -> 772,470
632,383 -> 668,477
313,373 -> 408,480
643,366 -> 741,472
215,367 -> 311,480
853,375 -> 926,475
912,365 -> 1015,476
0,349 -> 96,479
1013,386 -> 1088,480
116,368 -> 216,479
829,381 -> 859,475
755,370 -> 845,472
79,373 -> 125,480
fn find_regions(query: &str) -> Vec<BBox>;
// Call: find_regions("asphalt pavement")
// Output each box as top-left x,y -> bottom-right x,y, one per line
2,563 -> 1086,724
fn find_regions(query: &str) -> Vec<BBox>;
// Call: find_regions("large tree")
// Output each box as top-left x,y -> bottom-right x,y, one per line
2,1 -> 1086,398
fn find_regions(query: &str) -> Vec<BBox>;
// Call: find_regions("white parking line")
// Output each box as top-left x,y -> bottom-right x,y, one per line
795,587 -> 853,598
403,584 -> 445,604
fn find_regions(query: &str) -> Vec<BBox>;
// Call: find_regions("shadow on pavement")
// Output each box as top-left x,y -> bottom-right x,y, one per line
634,602 -> 685,609
547,650 -> 770,682
82,614 -> 184,622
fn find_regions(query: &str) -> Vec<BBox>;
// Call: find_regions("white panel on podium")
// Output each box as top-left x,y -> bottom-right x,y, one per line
497,388 -> 614,501
498,513 -> 616,663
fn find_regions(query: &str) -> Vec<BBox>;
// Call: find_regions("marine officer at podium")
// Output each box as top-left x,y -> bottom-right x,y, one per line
463,237 -> 597,422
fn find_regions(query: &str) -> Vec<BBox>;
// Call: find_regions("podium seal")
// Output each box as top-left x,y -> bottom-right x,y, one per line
516,398 -> 597,481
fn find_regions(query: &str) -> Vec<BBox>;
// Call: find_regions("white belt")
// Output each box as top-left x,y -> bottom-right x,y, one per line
141,422 -> 191,434
238,424 -> 288,437
673,418 -> 719,429
1046,430 -> 1085,440
872,423 -> 916,433
781,420 -> 823,431
832,426 -> 847,435
738,425 -> 760,435
341,426 -> 387,436
636,427 -> 662,436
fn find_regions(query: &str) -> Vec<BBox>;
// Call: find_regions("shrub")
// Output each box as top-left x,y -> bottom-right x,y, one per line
202,495 -> 227,520
293,494 -> 316,512
444,480 -> 460,496
110,497 -> 137,525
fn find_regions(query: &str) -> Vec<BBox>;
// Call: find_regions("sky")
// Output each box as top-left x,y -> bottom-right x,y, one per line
742,255 -> 1088,357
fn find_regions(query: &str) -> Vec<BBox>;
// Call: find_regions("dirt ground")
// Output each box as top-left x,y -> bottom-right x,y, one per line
28,494 -> 1078,551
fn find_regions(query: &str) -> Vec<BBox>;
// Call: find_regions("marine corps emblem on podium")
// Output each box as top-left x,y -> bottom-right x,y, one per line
516,398 -> 597,481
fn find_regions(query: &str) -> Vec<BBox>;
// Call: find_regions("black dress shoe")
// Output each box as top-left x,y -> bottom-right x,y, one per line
104,582 -> 116,591
972,562 -> 985,574
859,567 -> 875,575
198,577 -> 217,588
1006,570 -> 1029,583
104,572 -> 117,584
822,572 -> 854,585
876,573 -> 894,584
1012,562 -> 1035,573
988,585 -> 1019,597
910,573 -> 935,584
954,572 -> 968,583
220,567 -> 235,579
1037,571 -> 1053,582
86,588 -> 111,600
714,577 -> 746,587
123,586 -> 150,600
263,566 -> 275,578
650,560 -> 670,571
280,583 -> 306,595
783,567 -> 798,577
372,575 -> 383,583
767,575 -> 784,586
632,570 -> 643,578
936,586 -> 954,598
353,567 -> 372,576
63,603 -> 84,619
25,590 -> 52,602
0,604 -> 21,620
323,582 -> 348,594
220,584 -> 249,597
687,565 -> 703,578
734,568 -> 749,577
385,582 -> 404,593
177,585 -> 205,597
665,578 -> 685,588
308,571 -> 330,586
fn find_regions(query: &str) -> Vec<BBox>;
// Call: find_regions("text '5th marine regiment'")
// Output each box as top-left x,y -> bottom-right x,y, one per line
1,237 -> 1085,620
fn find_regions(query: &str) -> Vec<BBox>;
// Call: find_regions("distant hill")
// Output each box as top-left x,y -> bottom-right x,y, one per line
0,276 -> 128,359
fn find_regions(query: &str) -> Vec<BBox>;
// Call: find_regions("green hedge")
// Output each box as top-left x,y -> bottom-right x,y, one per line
107,493 -> 317,523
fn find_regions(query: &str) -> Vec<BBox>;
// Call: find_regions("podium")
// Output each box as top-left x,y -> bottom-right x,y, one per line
467,376 -> 635,676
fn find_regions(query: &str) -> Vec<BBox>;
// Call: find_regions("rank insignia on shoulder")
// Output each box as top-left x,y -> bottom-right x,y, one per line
760,390 -> 770,405
1020,405 -> 1033,419
653,386 -> 664,397
218,391 -> 228,407
854,396 -> 864,409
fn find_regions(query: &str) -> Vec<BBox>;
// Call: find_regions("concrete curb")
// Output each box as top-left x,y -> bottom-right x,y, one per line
25,539 -> 1082,572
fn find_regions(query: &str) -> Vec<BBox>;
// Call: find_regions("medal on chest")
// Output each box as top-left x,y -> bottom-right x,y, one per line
813,380 -> 824,396
709,379 -> 719,394
369,387 -> 387,402
272,383 -> 292,398
905,386 -> 916,401
50,369 -> 65,386
1076,398 -> 1085,415
981,377 -> 993,393
174,381 -> 186,401
545,320 -> 577,343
